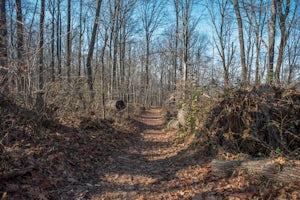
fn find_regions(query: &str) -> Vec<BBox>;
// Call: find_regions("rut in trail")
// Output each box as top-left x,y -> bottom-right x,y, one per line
90,106 -> 206,199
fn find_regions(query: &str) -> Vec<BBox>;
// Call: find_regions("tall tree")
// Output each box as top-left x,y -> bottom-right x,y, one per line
66,0 -> 72,82
275,0 -> 298,84
78,0 -> 83,76
36,0 -> 45,109
267,0 -> 277,84
233,0 -> 247,86
286,28 -> 300,85
15,0 -> 23,67
140,0 -> 164,103
50,0 -> 55,81
86,0 -> 102,101
57,0 -> 62,77
0,0 -> 8,94
181,0 -> 191,86
243,0 -> 267,85
173,0 -> 180,90
207,0 -> 235,87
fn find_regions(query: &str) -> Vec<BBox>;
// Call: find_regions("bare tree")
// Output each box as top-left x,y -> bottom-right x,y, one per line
49,0 -> 55,82
139,0 -> 164,103
66,0 -> 72,82
286,28 -> 300,85
173,0 -> 180,90
86,0 -> 103,101
275,0 -> 299,85
207,0 -> 236,87
16,0 -> 23,66
0,0 -> 8,94
57,0 -> 62,77
267,0 -> 277,84
78,0 -> 83,76
242,0 -> 267,85
36,0 -> 45,109
233,0 -> 247,86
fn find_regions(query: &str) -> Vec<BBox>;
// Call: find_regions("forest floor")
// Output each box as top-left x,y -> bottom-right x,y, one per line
1,103 -> 300,199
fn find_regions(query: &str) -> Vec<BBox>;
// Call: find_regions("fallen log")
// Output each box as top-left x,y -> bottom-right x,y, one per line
211,159 -> 241,178
211,158 -> 300,183
106,100 -> 126,111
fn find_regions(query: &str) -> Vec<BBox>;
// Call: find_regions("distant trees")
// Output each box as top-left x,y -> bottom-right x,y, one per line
207,0 -> 235,87
0,0 -> 299,109
139,0 -> 164,104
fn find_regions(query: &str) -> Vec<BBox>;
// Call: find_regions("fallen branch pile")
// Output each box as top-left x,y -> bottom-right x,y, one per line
204,85 -> 300,157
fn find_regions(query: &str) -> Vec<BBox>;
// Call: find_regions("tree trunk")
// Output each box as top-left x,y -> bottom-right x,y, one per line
16,0 -> 24,67
100,27 -> 108,118
145,32 -> 150,104
66,0 -> 71,82
275,0 -> 291,85
254,34 -> 261,85
173,0 -> 179,91
267,0 -> 277,85
36,0 -> 45,110
56,0 -> 62,78
86,0 -> 102,102
78,0 -> 83,77
233,0 -> 247,86
50,0 -> 55,82
0,0 -> 8,95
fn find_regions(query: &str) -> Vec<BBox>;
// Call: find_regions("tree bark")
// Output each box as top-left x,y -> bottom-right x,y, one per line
267,0 -> 277,85
36,0 -> 45,110
233,0 -> 247,86
50,0 -> 55,82
275,0 -> 294,85
16,0 -> 24,67
66,0 -> 71,82
56,0 -> 62,78
173,0 -> 179,91
0,0 -> 8,95
86,0 -> 102,101
78,0 -> 83,77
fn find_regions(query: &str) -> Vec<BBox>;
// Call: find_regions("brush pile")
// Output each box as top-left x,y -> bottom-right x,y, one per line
204,85 -> 300,158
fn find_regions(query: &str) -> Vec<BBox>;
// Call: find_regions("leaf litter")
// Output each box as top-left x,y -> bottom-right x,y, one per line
0,94 -> 300,199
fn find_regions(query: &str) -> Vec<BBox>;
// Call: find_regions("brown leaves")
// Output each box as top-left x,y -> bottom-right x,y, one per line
1,98 -> 300,199
204,85 -> 300,157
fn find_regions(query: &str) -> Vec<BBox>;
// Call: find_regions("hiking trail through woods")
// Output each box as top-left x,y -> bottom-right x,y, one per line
87,106 -> 208,199
2,104 -> 298,199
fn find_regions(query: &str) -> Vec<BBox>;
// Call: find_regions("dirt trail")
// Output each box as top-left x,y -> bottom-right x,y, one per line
88,106 -> 207,199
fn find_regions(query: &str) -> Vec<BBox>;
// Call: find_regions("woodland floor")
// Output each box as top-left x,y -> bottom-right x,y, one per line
1,105 -> 300,199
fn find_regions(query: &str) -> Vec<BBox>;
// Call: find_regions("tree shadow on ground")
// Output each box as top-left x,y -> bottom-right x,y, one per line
0,97 -> 212,199
83,112 -> 213,199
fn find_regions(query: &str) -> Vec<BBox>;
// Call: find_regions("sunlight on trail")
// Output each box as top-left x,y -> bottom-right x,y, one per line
91,106 -> 199,199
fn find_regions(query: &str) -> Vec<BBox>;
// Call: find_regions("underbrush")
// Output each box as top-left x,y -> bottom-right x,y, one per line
178,85 -> 300,159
